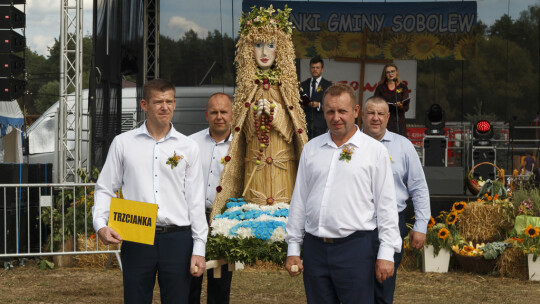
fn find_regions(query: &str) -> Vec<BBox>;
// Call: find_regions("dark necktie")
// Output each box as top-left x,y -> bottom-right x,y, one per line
311,78 -> 317,99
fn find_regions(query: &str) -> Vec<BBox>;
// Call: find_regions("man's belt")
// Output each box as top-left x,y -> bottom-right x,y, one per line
155,225 -> 191,234
309,230 -> 375,244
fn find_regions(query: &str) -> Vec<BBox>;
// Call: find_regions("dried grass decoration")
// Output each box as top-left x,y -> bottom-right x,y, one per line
75,234 -> 121,268
458,201 -> 513,244
497,246 -> 527,279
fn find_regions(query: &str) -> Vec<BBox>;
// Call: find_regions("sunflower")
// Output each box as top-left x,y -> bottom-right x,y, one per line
446,212 -> 458,225
452,201 -> 467,213
453,36 -> 475,60
382,34 -> 411,59
292,32 -> 313,59
314,30 -> 342,58
433,44 -> 452,59
525,225 -> 540,238
438,228 -> 450,240
341,33 -> 363,58
410,33 -> 438,60
366,43 -> 382,58
427,216 -> 436,228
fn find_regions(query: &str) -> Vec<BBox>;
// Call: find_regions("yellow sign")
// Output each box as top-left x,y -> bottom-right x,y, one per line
108,198 -> 158,245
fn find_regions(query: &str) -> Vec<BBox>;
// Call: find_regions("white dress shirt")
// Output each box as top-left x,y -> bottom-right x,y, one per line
285,127 -> 401,262
93,122 -> 208,256
379,130 -> 430,234
189,128 -> 232,208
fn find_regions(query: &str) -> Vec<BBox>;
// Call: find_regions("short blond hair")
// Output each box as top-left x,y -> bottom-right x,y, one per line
323,83 -> 356,107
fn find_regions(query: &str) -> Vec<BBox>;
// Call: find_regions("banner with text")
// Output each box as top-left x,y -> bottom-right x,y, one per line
108,198 -> 158,245
243,0 -> 477,60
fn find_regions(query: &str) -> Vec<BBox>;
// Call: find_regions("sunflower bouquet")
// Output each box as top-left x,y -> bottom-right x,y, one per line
424,206 -> 463,256
516,225 -> 540,258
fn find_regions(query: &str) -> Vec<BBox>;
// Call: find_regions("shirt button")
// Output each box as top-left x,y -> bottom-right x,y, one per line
155,174 -> 157,177
155,157 -> 157,159
155,191 -> 158,193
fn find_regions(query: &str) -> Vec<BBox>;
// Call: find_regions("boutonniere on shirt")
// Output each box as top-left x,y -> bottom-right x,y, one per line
166,151 -> 183,169
389,155 -> 393,163
396,88 -> 403,93
220,155 -> 231,164
316,86 -> 322,92
339,144 -> 355,163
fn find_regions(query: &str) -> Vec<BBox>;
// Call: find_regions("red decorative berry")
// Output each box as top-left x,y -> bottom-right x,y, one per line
235,127 -> 240,132
298,129 -> 303,134
266,157 -> 273,164
263,78 -> 269,84
225,156 -> 231,162
288,106 -> 293,110
266,197 -> 274,205
263,83 -> 270,90
278,81 -> 282,86
216,186 -> 222,192
255,79 -> 260,84
245,102 -> 250,107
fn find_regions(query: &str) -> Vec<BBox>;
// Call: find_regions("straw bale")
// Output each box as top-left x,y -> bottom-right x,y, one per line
458,202 -> 510,244
497,247 -> 527,279
75,234 -> 121,269
398,247 -> 420,271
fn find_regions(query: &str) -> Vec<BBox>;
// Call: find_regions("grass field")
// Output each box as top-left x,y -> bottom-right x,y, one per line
1,259 -> 539,303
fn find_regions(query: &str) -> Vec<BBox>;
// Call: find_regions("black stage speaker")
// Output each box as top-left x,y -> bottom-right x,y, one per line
472,147 -> 496,180
423,166 -> 465,195
423,136 -> 447,167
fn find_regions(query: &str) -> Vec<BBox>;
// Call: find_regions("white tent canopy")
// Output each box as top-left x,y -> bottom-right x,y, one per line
0,100 -> 24,163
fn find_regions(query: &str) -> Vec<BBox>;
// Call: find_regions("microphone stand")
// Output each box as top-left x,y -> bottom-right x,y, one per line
393,79 -> 399,134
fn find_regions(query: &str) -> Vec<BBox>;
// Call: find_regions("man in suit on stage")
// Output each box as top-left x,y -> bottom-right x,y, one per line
300,56 -> 332,140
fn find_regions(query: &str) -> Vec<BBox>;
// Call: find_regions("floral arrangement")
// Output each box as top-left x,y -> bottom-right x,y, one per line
513,225 -> 540,258
424,208 -> 462,256
239,5 -> 294,35
166,151 -> 182,169
206,198 -> 289,265
339,144 -> 355,163
255,68 -> 281,86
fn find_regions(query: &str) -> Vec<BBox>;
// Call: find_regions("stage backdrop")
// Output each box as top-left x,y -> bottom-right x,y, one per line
243,0 -> 477,61
300,59 -> 417,119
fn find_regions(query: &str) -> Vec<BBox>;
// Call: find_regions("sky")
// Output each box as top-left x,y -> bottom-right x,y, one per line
19,0 -> 540,57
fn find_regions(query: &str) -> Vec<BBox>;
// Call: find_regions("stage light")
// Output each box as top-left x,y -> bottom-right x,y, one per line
425,103 -> 445,135
473,120 -> 493,146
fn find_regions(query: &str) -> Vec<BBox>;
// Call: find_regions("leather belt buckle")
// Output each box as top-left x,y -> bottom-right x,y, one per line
322,237 -> 334,244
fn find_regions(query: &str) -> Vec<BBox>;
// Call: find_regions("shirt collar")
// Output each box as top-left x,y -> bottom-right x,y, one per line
312,76 -> 322,83
321,125 -> 363,149
380,129 -> 392,143
205,128 -> 233,144
136,121 -> 178,140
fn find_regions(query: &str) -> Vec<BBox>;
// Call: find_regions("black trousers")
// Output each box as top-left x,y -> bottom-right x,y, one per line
189,263 -> 233,304
121,229 -> 193,304
374,212 -> 407,304
303,230 -> 379,304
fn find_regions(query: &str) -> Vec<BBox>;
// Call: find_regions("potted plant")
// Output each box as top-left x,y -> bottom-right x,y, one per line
422,204 -> 463,273
515,225 -> 540,280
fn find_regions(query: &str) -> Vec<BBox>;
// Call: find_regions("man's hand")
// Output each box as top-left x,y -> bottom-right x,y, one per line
285,256 -> 303,277
375,259 -> 394,283
409,231 -> 426,250
190,255 -> 206,277
396,101 -> 403,108
310,101 -> 320,108
97,227 -> 122,245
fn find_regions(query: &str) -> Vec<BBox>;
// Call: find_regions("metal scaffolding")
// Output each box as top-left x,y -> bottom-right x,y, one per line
144,0 -> 159,82
58,0 -> 83,182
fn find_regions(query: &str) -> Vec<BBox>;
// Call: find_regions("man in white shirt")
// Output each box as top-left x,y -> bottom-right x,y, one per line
285,83 -> 401,304
189,93 -> 233,304
362,96 -> 430,304
93,79 -> 207,304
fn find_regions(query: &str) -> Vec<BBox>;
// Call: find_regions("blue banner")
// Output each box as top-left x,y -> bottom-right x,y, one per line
242,1 -> 478,60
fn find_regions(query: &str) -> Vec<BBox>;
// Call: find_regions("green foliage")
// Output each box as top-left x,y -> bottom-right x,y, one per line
206,235 -> 287,265
512,188 -> 540,216
482,241 -> 509,260
40,168 -> 99,249
37,259 -> 55,270
34,81 -> 59,113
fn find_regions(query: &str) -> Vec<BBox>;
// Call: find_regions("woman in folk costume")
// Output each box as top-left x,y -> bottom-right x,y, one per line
210,5 -> 308,220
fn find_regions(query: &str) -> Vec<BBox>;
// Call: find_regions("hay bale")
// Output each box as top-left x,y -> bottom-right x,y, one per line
75,234 -> 121,269
458,202 -> 511,244
398,247 -> 420,271
497,247 -> 527,279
